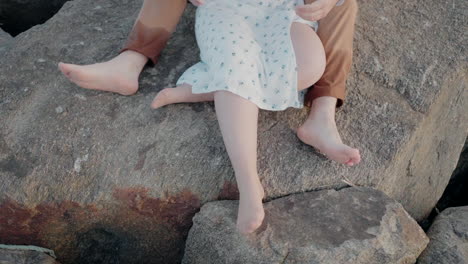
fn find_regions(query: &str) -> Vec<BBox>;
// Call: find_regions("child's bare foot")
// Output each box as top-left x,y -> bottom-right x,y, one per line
58,50 -> 147,95
150,83 -> 214,109
297,96 -> 361,166
236,178 -> 265,234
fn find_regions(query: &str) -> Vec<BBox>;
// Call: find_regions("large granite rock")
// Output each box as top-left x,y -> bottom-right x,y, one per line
417,206 -> 468,264
0,28 -> 12,41
183,187 -> 429,264
0,244 -> 59,264
0,0 -> 466,263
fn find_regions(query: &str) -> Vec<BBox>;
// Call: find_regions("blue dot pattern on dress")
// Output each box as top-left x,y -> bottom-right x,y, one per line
176,0 -> 318,111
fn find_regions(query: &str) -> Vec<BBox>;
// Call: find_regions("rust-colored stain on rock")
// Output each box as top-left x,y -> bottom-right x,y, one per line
0,186 -> 201,264
0,199 -> 99,245
217,180 -> 240,200
112,186 -> 201,233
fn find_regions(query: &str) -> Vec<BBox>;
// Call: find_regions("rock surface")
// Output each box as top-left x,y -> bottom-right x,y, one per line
0,245 -> 60,264
417,206 -> 468,264
0,28 -> 13,55
183,187 -> 429,264
0,0 -> 466,263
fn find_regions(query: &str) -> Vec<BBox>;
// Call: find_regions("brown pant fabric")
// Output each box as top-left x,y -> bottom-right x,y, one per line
119,0 -> 357,107
304,0 -> 358,108
119,0 -> 187,65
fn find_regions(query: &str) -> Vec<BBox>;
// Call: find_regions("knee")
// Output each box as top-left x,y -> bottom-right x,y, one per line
298,50 -> 326,89
311,56 -> 326,83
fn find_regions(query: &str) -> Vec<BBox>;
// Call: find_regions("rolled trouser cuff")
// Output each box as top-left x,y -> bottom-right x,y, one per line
304,83 -> 345,108
119,20 -> 171,66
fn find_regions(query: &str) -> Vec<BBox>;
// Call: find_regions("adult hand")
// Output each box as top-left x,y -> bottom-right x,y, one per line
189,0 -> 205,6
295,0 -> 340,21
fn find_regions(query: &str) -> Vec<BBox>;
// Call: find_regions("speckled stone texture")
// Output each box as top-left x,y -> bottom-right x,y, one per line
0,0 -> 466,263
0,246 -> 60,264
183,187 -> 429,264
417,206 -> 468,264
0,28 -> 13,54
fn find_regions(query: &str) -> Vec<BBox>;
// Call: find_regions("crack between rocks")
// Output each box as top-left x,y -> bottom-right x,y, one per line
280,249 -> 290,264
206,174 -> 362,213
267,233 -> 284,259
261,183 -> 356,204
262,121 -> 279,133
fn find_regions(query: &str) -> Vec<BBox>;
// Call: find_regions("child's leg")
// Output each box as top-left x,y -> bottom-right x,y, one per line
290,22 -> 326,91
58,0 -> 186,95
151,83 -> 215,109
290,23 -> 360,166
152,22 -> 325,109
214,90 -> 265,234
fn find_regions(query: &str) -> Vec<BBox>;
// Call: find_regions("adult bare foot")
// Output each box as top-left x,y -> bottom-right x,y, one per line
58,50 -> 148,95
236,177 -> 265,234
297,96 -> 361,166
150,83 -> 214,109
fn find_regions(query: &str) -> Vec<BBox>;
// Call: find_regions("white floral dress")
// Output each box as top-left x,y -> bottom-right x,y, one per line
176,0 -> 319,111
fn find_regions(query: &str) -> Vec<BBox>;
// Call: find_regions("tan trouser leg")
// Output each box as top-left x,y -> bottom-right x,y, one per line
304,0 -> 358,108
119,0 -> 187,66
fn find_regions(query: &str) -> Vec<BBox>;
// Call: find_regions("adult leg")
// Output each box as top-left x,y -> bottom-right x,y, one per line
58,0 -> 187,95
303,0 -> 358,108
214,90 -> 265,234
298,0 -> 360,166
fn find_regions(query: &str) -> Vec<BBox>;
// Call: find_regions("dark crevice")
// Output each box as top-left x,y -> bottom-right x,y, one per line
0,0 -> 72,36
419,138 -> 468,231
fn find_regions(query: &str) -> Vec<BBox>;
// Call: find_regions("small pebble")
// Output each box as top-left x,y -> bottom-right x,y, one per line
94,27 -> 103,32
37,58 -> 46,63
74,154 -> 89,173
55,106 -> 64,114
74,94 -> 87,100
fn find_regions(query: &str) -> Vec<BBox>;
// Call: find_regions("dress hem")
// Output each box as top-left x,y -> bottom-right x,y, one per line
176,81 -> 305,111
